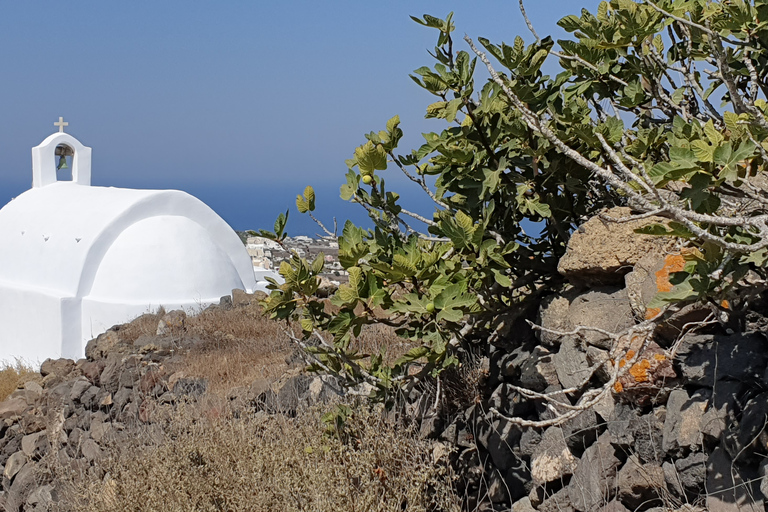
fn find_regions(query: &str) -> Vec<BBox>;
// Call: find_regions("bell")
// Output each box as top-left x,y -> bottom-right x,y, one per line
57,155 -> 68,170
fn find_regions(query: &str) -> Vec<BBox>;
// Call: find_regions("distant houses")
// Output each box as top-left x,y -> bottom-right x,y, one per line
245,235 -> 346,283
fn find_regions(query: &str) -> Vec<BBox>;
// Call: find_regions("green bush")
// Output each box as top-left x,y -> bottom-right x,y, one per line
261,0 -> 768,401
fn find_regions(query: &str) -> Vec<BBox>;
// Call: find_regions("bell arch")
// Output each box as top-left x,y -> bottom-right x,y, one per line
32,132 -> 92,187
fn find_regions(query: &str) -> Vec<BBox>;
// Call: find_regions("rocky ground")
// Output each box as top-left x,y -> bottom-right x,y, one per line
2,207 -> 768,511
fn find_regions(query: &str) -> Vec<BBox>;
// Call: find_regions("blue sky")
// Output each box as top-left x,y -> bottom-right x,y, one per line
0,1 -> 598,235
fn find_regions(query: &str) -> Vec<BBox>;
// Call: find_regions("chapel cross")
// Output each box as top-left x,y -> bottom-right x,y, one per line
54,117 -> 68,133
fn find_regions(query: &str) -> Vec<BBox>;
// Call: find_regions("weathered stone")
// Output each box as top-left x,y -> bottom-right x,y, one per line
0,399 -> 27,420
485,419 -> 522,471
488,469 -> 509,503
613,340 -> 676,406
531,427 -> 578,485
156,310 -> 186,336
616,454 -> 666,510
663,389 -> 707,453
553,339 -> 591,389
99,356 -> 123,393
79,386 -> 100,409
489,384 -> 531,418
80,438 -> 102,462
5,462 -> 37,512
561,410 -> 598,452
78,360 -> 105,385
4,451 -> 26,480
601,501 -> 631,512
568,433 -> 620,512
26,484 -> 55,509
729,390 -> 768,460
538,487 -> 575,512
173,377 -> 208,398
702,381 -> 740,442
557,207 -> 673,285
706,447 -> 761,511
40,358 -> 75,378
539,287 -> 634,350
22,381 -> 43,398
538,290 -> 578,346
510,497 -> 536,512
85,330 -> 126,360
517,346 -> 560,392
676,333 -> 768,387
69,377 -> 91,402
675,452 -> 707,490
21,431 -> 46,458
519,428 -> 542,458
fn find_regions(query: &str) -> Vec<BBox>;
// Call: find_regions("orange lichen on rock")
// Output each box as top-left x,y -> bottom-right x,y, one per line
629,359 -> 652,383
645,253 -> 688,319
612,341 -> 676,405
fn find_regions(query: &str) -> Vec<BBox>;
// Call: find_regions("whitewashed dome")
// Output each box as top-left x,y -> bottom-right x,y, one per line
0,124 -> 257,363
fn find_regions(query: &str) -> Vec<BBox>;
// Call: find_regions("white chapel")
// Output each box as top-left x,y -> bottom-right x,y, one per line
0,120 -> 258,363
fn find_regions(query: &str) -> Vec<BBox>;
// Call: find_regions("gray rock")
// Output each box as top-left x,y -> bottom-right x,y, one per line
80,438 -> 102,462
69,377 -> 91,402
79,386 -> 101,409
539,287 -> 634,350
568,433 -> 620,512
557,207 -> 673,286
553,338 -> 591,389
663,389 -> 707,453
276,374 -> 312,412
156,309 -> 186,336
706,447 -> 761,511
538,291 -> 578,346
4,451 -> 26,480
488,469 -> 508,503
20,431 -> 46,459
538,486 -> 575,512
561,410 -> 598,452
510,497 -> 536,512
601,501 -> 631,512
172,377 -> 208,397
26,484 -> 55,509
5,463 -> 37,512
729,390 -> 768,460
0,399 -> 27,420
519,428 -> 542,458
677,333 -> 768,387
616,454 -> 666,510
567,288 -> 634,349
39,358 -> 75,378
23,381 -> 43,398
517,346 -> 560,392
99,356 -> 123,393
675,452 -> 707,490
484,418 -> 522,471
531,427 -> 577,486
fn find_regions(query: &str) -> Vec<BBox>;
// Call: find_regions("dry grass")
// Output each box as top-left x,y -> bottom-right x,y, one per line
0,360 -> 41,402
54,404 -> 461,512
165,304 -> 295,395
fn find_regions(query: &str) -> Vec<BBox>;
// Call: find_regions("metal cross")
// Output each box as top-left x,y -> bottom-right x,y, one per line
54,117 -> 68,133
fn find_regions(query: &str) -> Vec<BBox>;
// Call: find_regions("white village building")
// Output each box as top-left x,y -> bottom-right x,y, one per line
0,120 -> 259,363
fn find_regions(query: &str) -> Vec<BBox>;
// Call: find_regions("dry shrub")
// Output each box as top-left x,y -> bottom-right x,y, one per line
56,405 -> 461,512
0,360 -> 41,402
114,309 -> 166,345
167,305 -> 295,395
